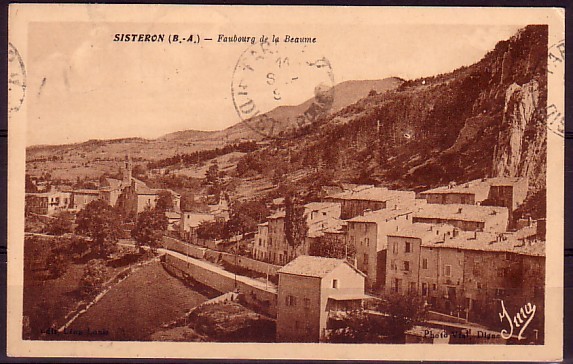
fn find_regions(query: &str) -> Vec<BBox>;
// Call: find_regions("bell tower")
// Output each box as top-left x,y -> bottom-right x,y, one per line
122,154 -> 132,186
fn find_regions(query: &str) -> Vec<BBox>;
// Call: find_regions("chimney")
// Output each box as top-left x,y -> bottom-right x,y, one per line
453,228 -> 459,238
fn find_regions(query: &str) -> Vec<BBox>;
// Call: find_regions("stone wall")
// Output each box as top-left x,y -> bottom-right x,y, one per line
162,253 -> 277,318
161,236 -> 206,259
162,236 -> 280,278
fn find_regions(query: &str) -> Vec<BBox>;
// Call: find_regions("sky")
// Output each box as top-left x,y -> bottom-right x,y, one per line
26,21 -> 522,146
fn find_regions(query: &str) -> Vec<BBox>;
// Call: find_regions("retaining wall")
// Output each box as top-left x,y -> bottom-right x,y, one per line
162,253 -> 277,318
162,236 -> 206,260
162,236 -> 280,278
220,254 -> 281,277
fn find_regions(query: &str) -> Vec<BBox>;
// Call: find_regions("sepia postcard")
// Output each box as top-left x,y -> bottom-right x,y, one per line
7,4 -> 565,361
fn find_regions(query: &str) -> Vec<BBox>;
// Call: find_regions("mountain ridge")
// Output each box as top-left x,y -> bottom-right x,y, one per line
27,77 -> 403,159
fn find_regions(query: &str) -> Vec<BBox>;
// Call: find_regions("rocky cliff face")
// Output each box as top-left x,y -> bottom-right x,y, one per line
492,79 -> 546,191
281,25 -> 548,196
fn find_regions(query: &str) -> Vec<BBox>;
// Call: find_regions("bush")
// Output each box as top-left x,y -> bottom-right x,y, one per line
79,259 -> 107,297
46,211 -> 74,235
45,249 -> 69,279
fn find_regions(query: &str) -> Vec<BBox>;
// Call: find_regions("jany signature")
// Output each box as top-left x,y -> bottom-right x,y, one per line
498,300 -> 536,340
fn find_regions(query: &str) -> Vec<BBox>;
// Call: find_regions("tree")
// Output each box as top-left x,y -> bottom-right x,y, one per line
45,211 -> 74,235
131,208 -> 168,252
75,200 -> 123,257
309,234 -> 355,259
196,220 -> 229,241
205,163 -> 220,185
25,174 -> 37,192
132,164 -> 147,178
69,236 -> 90,260
375,294 -> 428,341
79,259 -> 107,297
155,190 -> 174,212
227,199 -> 270,236
180,193 -> 210,213
327,295 -> 427,343
284,194 -> 308,255
326,308 -> 387,343
46,249 -> 68,279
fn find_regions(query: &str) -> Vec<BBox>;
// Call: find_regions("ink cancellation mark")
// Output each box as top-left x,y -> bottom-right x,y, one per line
547,39 -> 564,138
8,42 -> 26,117
231,41 -> 335,139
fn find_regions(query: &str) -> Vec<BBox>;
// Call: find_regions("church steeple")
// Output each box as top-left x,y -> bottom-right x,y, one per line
122,154 -> 132,185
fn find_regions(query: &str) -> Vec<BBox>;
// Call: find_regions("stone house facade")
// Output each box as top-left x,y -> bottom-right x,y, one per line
413,204 -> 509,233
386,224 -> 544,324
346,208 -> 413,291
276,256 -> 367,342
326,186 -> 416,220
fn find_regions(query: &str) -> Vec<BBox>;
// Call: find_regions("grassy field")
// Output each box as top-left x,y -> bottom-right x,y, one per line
24,262 -> 87,338
65,261 -> 208,341
23,237 -> 131,340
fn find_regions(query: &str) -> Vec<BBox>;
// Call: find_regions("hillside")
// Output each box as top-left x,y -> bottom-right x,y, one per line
26,78 -> 402,171
253,25 -> 548,196
67,261 -> 208,341
27,26 -> 547,211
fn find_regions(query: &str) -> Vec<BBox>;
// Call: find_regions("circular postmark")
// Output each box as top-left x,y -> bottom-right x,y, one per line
547,39 -> 564,138
231,40 -> 335,139
8,42 -> 26,117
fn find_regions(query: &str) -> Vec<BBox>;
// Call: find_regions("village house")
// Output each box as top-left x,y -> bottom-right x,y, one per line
265,202 -> 343,265
419,177 -> 528,210
208,198 -> 230,221
49,155 -> 181,216
69,189 -> 100,211
294,202 -> 344,256
385,223 -> 456,297
276,255 -> 368,342
252,222 -> 269,261
301,216 -> 347,255
413,204 -> 509,233
25,189 -> 71,216
179,211 -> 217,243
165,211 -> 181,231
99,177 -> 124,207
386,223 -> 544,324
325,185 -> 416,219
116,178 -> 181,214
267,211 -> 288,265
110,155 -> 181,215
346,208 -> 414,291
